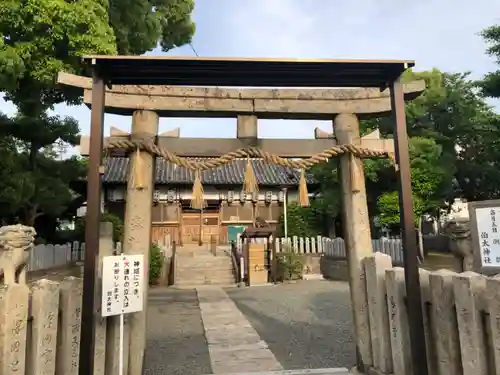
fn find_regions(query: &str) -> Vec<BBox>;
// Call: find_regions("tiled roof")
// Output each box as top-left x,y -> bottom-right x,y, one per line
103,157 -> 316,186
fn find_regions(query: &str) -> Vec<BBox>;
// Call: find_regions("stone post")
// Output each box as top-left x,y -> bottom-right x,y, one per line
237,114 -> 258,141
123,110 -> 159,375
334,113 -> 374,370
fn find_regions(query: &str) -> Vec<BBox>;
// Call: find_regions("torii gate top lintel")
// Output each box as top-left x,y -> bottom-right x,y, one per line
83,55 -> 414,87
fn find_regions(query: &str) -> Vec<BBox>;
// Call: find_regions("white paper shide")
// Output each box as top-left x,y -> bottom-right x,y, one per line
101,254 -> 145,317
475,207 -> 500,268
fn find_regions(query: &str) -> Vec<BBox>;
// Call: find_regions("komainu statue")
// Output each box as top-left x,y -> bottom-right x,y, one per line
445,217 -> 474,272
0,224 -> 36,284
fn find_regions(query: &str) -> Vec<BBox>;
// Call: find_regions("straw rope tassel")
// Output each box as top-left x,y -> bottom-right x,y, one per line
191,169 -> 205,210
243,157 -> 258,195
298,169 -> 310,207
131,147 -> 145,189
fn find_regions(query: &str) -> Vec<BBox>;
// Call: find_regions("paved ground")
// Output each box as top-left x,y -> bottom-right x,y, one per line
226,281 -> 355,370
143,280 -> 355,374
144,288 -> 212,375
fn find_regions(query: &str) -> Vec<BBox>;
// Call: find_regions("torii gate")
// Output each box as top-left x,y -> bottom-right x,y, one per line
58,57 -> 428,375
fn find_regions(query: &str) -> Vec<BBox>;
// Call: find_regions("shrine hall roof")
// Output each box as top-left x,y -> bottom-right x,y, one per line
103,157 -> 316,186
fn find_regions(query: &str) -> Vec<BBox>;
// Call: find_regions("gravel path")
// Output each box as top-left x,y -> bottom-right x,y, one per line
143,288 -> 212,375
225,280 -> 356,370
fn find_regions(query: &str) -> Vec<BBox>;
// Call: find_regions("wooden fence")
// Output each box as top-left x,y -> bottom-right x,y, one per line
26,242 -> 121,272
236,234 -> 404,264
359,251 -> 500,375
27,235 -> 173,273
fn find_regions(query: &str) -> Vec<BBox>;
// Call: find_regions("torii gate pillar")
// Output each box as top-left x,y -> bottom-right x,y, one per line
335,113 -> 373,370
122,110 -> 159,375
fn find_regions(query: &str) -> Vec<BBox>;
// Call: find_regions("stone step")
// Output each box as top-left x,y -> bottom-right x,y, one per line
177,262 -> 234,270
177,259 -> 232,264
202,368 -> 351,375
177,274 -> 234,279
176,271 -> 234,279
176,267 -> 234,272
177,269 -> 233,274
177,269 -> 234,275
176,254 -> 217,259
175,273 -> 234,280
175,279 -> 236,286
178,255 -> 230,259
176,265 -> 233,271
174,250 -> 236,285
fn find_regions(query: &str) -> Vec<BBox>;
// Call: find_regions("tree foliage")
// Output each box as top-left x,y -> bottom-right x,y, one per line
481,24 -> 500,98
278,201 -> 326,238
110,0 -> 195,54
0,0 -> 195,239
300,67 -> 500,236
0,0 -> 195,108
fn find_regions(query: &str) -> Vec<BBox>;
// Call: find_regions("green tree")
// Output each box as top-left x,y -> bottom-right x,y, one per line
278,201 -> 327,238
0,0 -> 195,108
289,69 -> 500,235
481,24 -> 500,98
374,69 -> 500,202
0,0 -> 195,232
375,137 -> 451,231
110,0 -> 195,54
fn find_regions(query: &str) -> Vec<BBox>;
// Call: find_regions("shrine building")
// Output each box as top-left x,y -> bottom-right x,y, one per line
101,156 -> 315,246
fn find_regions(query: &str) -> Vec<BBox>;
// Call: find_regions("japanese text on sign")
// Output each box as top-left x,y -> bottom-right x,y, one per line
475,207 -> 500,268
101,255 -> 145,317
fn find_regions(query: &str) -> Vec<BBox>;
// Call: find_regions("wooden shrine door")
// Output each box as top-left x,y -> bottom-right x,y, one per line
181,212 -> 220,245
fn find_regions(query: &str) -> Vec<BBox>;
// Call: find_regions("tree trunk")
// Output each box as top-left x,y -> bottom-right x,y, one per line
23,205 -> 39,227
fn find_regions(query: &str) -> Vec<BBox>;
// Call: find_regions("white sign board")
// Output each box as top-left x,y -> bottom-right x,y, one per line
473,206 -> 500,269
101,254 -> 145,317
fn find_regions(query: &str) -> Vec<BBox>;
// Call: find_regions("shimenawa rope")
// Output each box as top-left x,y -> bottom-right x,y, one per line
103,138 -> 394,208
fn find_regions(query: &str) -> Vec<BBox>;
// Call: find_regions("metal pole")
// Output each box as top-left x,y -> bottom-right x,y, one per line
390,74 -> 429,375
78,69 -> 105,375
283,188 -> 288,238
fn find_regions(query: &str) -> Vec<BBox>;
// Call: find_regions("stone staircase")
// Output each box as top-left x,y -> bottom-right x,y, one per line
174,245 -> 236,287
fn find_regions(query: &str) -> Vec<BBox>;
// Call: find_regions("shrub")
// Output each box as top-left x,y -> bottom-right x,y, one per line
149,243 -> 164,285
276,251 -> 304,281
73,212 -> 124,243
101,212 -> 124,243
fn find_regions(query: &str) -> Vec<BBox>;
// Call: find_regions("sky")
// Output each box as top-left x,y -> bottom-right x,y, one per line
1,0 -> 500,148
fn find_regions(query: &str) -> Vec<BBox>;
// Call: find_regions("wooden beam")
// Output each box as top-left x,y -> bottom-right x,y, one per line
159,127 -> 180,137
58,72 -> 425,119
110,126 -> 129,136
80,134 -> 394,158
81,91 -> 423,119
314,127 -> 381,140
58,72 -> 424,100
